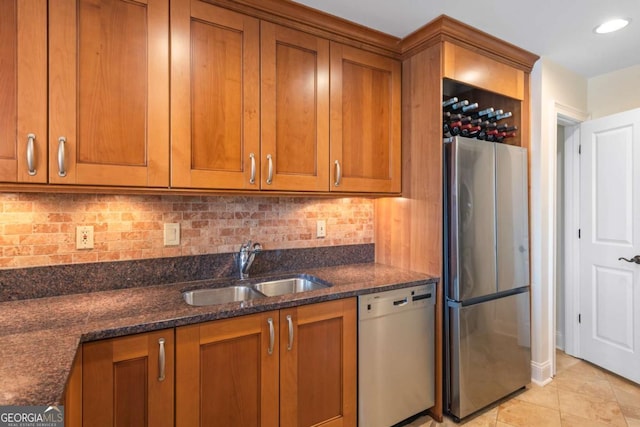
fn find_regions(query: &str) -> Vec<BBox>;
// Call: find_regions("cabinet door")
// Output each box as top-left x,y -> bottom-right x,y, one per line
0,0 -> 47,183
49,0 -> 169,187
261,22 -> 330,191
176,311 -> 279,427
171,0 -> 260,190
82,329 -> 174,427
330,43 -> 401,193
280,298 -> 357,427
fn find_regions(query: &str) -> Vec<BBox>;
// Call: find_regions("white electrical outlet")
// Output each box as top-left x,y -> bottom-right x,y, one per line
76,225 -> 94,250
164,223 -> 180,246
316,220 -> 326,238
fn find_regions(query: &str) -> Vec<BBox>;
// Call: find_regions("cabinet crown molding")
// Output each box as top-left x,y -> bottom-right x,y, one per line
400,15 -> 539,71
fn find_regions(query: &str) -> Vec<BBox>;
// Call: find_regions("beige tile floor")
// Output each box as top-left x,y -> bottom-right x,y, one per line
408,351 -> 640,426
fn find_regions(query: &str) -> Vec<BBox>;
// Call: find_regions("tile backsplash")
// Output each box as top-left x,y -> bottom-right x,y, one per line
0,193 -> 374,269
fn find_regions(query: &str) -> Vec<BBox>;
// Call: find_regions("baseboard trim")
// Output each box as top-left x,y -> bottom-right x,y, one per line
531,360 -> 553,386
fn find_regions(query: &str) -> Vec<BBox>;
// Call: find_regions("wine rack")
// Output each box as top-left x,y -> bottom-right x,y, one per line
442,78 -> 522,146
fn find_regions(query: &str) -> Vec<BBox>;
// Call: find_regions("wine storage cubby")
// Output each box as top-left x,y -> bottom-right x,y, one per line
443,78 -> 523,147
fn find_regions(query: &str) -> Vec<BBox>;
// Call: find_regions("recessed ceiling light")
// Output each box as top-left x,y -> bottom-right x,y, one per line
594,18 -> 630,34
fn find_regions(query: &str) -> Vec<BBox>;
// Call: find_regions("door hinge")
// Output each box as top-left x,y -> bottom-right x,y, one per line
578,229 -> 581,239
578,314 -> 581,324
578,145 -> 581,154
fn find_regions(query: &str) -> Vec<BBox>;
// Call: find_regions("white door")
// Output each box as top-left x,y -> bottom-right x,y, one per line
579,108 -> 640,383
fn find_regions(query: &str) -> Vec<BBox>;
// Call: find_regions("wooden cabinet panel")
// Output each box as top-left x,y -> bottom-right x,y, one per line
176,311 -> 279,427
49,0 -> 169,186
442,41 -> 525,100
82,329 -> 174,427
330,42 -> 401,193
280,298 -> 357,427
64,349 -> 83,427
261,22 -> 330,191
176,299 -> 356,427
171,0 -> 260,189
0,0 -> 47,183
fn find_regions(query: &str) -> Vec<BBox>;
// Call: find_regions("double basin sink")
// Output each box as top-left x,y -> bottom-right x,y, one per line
182,275 -> 330,306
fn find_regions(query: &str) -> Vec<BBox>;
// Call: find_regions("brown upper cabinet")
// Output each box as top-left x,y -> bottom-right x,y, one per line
170,0 -> 400,193
1,0 -> 401,193
0,0 -> 47,183
260,22 -> 330,192
330,43 -> 402,193
171,0 -> 260,190
49,0 -> 170,187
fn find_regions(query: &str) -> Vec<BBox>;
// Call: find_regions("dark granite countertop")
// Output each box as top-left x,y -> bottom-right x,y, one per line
0,262 -> 437,406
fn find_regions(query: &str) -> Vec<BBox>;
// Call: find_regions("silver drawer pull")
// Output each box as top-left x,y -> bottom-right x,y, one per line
334,160 -> 341,187
286,314 -> 294,351
266,154 -> 273,185
267,318 -> 274,355
249,153 -> 256,185
57,137 -> 67,177
26,133 -> 37,176
158,338 -> 166,382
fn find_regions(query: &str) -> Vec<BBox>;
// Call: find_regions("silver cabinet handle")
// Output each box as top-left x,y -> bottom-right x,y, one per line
334,160 -> 341,187
26,133 -> 37,176
266,154 -> 273,185
158,338 -> 166,382
249,153 -> 256,185
57,137 -> 67,177
267,318 -> 274,355
286,314 -> 294,351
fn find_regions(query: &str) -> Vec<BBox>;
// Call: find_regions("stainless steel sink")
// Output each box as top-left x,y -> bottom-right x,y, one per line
253,277 -> 329,297
183,286 -> 265,306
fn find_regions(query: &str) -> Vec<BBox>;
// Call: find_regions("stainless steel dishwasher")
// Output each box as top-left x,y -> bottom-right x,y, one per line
358,284 -> 435,427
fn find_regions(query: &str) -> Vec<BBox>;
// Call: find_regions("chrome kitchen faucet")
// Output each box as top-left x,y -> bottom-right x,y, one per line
237,240 -> 263,279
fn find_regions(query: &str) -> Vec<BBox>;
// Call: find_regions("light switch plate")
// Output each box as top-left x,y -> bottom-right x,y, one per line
76,225 -> 94,250
316,220 -> 326,238
164,223 -> 180,246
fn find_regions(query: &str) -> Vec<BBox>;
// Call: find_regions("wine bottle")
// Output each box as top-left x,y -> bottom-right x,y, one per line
486,109 -> 503,120
478,121 -> 497,130
493,111 -> 512,121
461,102 -> 479,113
496,124 -> 518,132
446,113 -> 463,122
445,100 -> 469,112
448,121 -> 463,136
461,125 -> 481,137
443,122 -> 451,136
470,107 -> 494,119
496,131 -> 517,143
442,97 -> 459,108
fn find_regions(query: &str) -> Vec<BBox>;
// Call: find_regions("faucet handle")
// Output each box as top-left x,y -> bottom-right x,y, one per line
252,242 -> 263,252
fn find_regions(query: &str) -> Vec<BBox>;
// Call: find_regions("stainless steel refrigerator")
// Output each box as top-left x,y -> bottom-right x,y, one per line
444,136 -> 531,421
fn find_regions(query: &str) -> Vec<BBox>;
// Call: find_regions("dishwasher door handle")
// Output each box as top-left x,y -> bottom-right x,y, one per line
393,297 -> 408,307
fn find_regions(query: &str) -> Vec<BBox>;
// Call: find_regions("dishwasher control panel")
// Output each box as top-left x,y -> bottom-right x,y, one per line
358,283 -> 435,320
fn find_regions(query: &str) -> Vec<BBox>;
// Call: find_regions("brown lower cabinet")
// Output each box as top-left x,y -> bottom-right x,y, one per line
177,298 -> 357,427
66,298 -> 356,427
71,329 -> 175,427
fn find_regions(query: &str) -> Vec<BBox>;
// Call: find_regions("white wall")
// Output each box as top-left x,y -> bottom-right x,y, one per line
588,65 -> 640,119
529,58 -> 588,384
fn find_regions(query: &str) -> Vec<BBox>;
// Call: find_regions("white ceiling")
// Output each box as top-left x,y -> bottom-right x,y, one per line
293,0 -> 640,78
